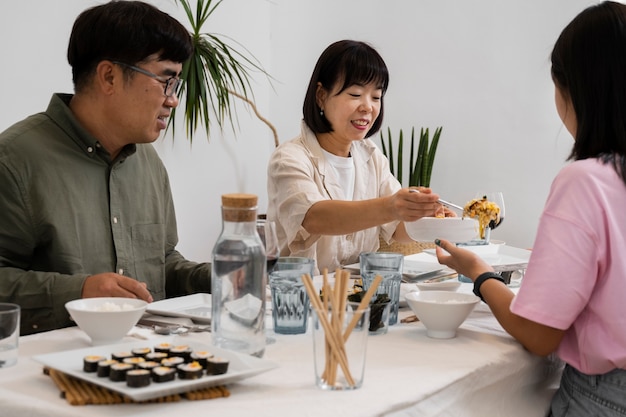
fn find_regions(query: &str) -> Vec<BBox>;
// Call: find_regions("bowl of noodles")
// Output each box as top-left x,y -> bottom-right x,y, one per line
405,217 -> 479,243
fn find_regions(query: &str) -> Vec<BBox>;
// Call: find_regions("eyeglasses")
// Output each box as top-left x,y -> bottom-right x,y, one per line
112,61 -> 182,98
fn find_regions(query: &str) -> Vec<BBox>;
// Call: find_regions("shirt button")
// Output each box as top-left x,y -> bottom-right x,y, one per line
87,146 -> 94,153
118,269 -> 124,275
32,324 -> 38,329
346,234 -> 353,241
113,217 -> 118,224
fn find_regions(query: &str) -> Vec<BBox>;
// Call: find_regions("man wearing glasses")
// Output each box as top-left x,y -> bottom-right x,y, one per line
0,1 -> 211,335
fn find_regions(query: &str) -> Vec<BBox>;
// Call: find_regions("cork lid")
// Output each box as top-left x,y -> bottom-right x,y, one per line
221,193 -> 258,222
221,193 -> 258,208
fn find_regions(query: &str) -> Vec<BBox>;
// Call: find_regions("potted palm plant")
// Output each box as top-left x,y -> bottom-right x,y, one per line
378,126 -> 443,254
170,0 -> 277,145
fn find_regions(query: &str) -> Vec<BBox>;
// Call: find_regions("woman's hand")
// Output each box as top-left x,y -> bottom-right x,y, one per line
389,187 -> 441,222
434,238 -> 494,280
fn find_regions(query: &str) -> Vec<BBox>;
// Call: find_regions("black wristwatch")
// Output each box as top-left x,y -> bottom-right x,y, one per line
473,272 -> 505,302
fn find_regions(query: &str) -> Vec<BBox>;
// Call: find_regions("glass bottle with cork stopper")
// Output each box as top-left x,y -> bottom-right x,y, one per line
211,193 -> 266,357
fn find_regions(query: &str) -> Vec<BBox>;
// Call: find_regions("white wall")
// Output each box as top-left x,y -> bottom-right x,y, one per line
0,0 -> 600,263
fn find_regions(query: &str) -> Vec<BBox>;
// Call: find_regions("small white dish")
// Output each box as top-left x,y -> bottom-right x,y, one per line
405,291 -> 480,339
224,294 -> 263,324
146,293 -> 212,324
65,297 -> 147,345
405,217 -> 479,243
416,280 -> 461,292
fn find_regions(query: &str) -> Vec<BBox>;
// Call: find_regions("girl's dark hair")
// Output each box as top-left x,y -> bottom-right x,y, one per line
67,1 -> 193,92
551,1 -> 626,183
303,40 -> 389,138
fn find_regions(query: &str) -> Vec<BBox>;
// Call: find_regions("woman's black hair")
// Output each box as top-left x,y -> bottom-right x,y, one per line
303,40 -> 389,139
551,1 -> 626,183
67,1 -> 193,92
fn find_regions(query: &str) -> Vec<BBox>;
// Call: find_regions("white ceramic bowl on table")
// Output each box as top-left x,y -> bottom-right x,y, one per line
404,291 -> 479,339
65,297 -> 147,345
405,217 -> 479,243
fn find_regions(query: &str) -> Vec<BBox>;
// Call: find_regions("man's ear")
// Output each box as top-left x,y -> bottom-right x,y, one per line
94,60 -> 119,95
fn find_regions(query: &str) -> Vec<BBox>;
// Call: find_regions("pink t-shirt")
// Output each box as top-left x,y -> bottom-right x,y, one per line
511,158 -> 626,374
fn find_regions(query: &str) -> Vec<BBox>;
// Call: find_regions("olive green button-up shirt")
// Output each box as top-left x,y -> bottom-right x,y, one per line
0,94 -> 210,335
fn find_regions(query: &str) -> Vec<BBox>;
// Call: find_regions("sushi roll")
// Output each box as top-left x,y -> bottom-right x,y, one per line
190,350 -> 214,369
123,356 -> 146,368
154,342 -> 173,354
83,355 -> 106,372
177,361 -> 203,380
145,351 -> 168,362
131,347 -> 151,358
152,366 -> 176,383
137,361 -> 160,371
96,359 -> 118,378
206,356 -> 230,375
161,356 -> 185,368
169,345 -> 192,362
111,351 -> 133,361
126,369 -> 151,388
109,363 -> 134,382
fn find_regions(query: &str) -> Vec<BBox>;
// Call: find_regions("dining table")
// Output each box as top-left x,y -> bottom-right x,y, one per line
0,282 -> 563,417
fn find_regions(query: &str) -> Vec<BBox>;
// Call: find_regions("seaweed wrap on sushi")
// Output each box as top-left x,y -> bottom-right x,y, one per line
137,361 -> 160,371
152,366 -> 176,383
83,355 -> 106,372
154,342 -> 173,354
109,363 -> 133,382
177,361 -> 203,380
131,347 -> 151,358
126,369 -> 151,388
96,359 -> 118,377
206,356 -> 230,375
161,356 -> 185,368
123,356 -> 146,368
169,345 -> 192,362
190,350 -> 214,369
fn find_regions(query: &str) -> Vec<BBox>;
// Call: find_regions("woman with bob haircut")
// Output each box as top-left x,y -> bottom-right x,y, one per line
434,2 -> 626,415
267,40 -> 448,274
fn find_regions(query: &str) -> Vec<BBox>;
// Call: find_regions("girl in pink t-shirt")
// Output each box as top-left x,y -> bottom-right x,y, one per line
435,2 -> 626,416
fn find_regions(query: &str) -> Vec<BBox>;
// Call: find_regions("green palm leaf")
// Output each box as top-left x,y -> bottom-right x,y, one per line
169,0 -> 271,143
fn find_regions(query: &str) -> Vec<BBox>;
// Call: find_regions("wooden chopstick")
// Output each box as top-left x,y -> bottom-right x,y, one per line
302,269 -> 383,388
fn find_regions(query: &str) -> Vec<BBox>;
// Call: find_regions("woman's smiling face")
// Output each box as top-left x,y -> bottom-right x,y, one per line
317,81 -> 383,144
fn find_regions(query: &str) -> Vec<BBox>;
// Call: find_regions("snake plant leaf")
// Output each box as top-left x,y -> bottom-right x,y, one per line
423,127 -> 442,188
397,129 -> 404,185
408,127 -> 416,186
169,0 -> 271,143
380,125 -> 442,187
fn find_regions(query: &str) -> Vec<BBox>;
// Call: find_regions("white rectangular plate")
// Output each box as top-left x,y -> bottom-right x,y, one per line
147,293 -> 212,324
424,244 -> 531,272
33,339 -> 278,401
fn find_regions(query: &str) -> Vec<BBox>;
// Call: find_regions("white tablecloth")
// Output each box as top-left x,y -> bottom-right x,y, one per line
0,284 -> 562,417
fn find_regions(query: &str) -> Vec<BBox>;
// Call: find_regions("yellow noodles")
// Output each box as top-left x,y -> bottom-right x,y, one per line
463,196 -> 501,239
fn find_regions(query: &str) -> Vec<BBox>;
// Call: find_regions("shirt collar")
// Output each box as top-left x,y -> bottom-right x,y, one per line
46,93 -> 137,162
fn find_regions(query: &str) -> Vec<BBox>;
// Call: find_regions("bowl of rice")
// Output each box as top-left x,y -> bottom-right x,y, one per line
65,297 -> 147,345
404,291 -> 479,339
